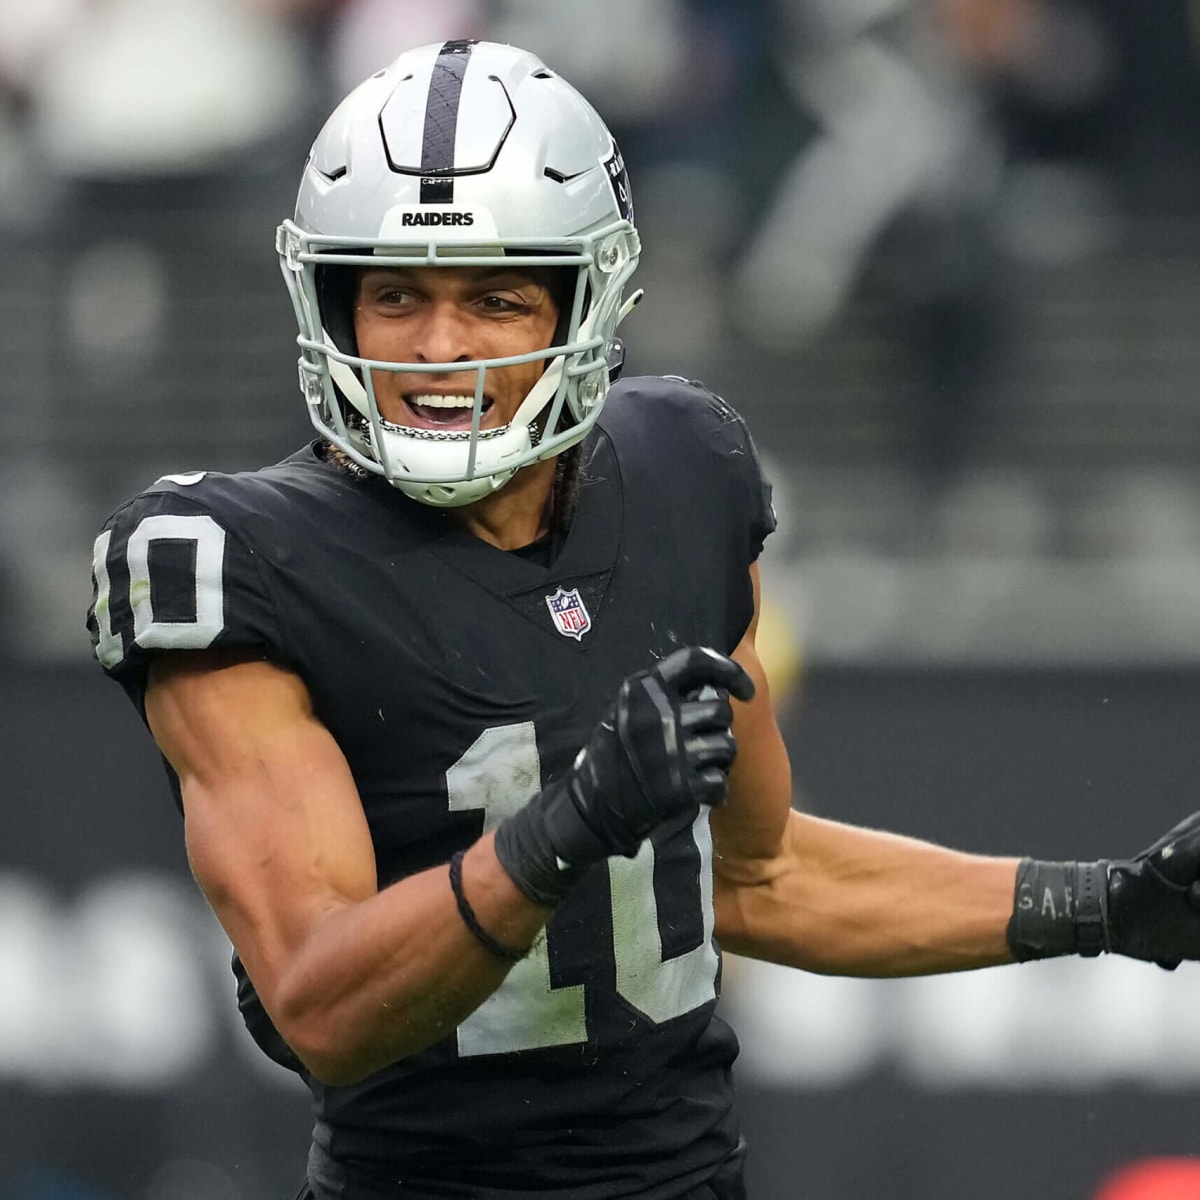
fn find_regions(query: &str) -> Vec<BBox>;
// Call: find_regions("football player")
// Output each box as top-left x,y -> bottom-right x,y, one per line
88,40 -> 1200,1200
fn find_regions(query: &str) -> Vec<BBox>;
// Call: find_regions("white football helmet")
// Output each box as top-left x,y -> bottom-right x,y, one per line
277,39 -> 642,506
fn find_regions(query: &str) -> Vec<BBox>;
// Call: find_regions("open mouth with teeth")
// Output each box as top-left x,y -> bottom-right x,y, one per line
402,393 -> 494,430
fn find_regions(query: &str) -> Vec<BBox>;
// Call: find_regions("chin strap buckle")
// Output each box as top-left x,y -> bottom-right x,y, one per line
277,223 -> 304,272
607,339 -> 626,385
299,361 -> 325,408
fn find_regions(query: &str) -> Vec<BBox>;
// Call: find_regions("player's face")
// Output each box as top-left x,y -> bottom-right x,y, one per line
353,266 -> 560,432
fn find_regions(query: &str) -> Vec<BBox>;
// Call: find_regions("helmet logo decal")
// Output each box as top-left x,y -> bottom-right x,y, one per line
420,39 -> 475,204
545,586 -> 592,641
604,143 -> 634,223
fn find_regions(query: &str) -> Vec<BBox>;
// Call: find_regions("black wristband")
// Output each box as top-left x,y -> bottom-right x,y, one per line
448,850 -> 528,963
1007,858 -> 1109,962
1073,859 -> 1110,957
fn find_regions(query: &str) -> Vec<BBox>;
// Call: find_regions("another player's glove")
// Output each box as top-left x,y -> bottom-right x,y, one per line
494,645 -> 756,907
1007,812 -> 1200,968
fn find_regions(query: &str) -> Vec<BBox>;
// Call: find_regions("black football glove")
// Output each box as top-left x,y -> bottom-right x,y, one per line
494,645 -> 756,907
1106,813 -> 1200,968
1007,812 -> 1200,969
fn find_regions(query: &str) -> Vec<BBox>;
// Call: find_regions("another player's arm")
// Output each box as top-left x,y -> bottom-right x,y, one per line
710,564 -> 1019,975
145,650 -> 550,1087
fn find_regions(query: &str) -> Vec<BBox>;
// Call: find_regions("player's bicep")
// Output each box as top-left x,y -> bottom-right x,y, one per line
145,652 -> 376,997
710,563 -> 794,881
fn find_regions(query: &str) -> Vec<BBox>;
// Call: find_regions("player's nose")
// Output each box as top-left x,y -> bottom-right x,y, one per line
412,302 -> 475,366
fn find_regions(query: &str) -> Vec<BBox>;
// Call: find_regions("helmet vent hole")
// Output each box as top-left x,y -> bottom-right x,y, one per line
532,69 -> 554,79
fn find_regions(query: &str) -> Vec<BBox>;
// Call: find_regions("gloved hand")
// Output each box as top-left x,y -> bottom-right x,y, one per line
1106,812 -> 1200,968
494,645 -> 755,907
1007,812 -> 1200,968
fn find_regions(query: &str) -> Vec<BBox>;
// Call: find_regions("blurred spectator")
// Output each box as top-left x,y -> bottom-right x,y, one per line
730,0 -> 1117,489
29,0 -> 310,181
0,0 -> 322,658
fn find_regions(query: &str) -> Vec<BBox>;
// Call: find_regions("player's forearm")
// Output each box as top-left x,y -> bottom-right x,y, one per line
267,836 -> 549,1085
715,812 -> 1018,976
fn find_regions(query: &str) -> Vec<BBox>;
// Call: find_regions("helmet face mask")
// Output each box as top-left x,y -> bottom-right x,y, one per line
277,40 -> 642,507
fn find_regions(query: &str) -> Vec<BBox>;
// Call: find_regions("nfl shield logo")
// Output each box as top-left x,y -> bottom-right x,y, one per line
545,586 -> 592,641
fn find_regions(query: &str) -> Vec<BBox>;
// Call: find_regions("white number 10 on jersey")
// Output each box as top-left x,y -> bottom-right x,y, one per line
447,722 -> 719,1057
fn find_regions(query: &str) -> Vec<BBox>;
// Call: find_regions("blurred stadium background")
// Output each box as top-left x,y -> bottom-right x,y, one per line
2,1 -> 1199,1197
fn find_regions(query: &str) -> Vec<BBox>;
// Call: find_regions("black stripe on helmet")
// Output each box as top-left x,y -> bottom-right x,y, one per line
420,39 -> 474,204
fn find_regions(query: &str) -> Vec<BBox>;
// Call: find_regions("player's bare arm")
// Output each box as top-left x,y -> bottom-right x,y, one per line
146,649 -> 549,1086
712,565 -> 1200,975
711,565 -> 1017,974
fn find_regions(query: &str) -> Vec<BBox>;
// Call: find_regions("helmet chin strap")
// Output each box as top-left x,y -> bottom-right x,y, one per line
325,343 -> 370,422
509,356 -> 566,439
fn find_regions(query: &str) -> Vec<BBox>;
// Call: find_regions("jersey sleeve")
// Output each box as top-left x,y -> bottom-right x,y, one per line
697,383 -> 777,561
659,376 -> 777,562
87,479 -> 287,711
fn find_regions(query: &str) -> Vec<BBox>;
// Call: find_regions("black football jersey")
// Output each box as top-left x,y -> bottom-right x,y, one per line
88,376 -> 775,1200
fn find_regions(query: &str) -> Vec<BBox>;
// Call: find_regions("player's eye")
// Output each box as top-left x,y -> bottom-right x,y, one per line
477,293 -> 525,314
